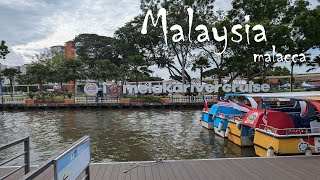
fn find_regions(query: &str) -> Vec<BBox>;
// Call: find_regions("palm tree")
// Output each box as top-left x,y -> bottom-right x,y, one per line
191,56 -> 210,85
307,56 -> 320,72
2,68 -> 20,97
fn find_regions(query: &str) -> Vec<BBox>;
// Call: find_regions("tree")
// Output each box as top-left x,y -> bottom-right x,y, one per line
73,34 -> 116,76
126,55 -> 153,86
226,0 -> 294,83
90,59 -> 119,82
266,66 -> 291,76
48,53 -> 69,96
0,40 -> 10,59
307,56 -> 320,72
65,58 -> 84,95
2,68 -> 20,97
26,61 -> 48,89
191,56 -> 210,84
129,0 -> 215,85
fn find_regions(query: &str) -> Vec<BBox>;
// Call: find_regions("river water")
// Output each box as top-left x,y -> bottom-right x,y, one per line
0,109 -> 255,165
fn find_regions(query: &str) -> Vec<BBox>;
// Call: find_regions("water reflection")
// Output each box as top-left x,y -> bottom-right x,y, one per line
0,109 -> 256,165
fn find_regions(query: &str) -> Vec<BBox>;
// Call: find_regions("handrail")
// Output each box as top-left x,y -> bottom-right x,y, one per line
258,124 -> 320,135
0,137 -> 30,180
21,136 -> 90,180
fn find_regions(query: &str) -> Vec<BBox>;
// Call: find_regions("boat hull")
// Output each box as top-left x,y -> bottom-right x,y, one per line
213,118 -> 229,138
201,111 -> 214,129
227,121 -> 253,147
201,120 -> 214,130
254,129 -> 320,156
214,127 -> 226,137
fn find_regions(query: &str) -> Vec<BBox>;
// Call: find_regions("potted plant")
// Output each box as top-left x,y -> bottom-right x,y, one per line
119,97 -> 130,103
160,97 -> 171,103
64,93 -> 75,104
25,92 -> 35,104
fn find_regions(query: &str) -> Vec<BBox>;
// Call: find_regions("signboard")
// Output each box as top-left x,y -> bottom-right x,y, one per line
54,136 -> 90,180
108,84 -> 122,96
84,82 -> 271,95
84,83 -> 99,96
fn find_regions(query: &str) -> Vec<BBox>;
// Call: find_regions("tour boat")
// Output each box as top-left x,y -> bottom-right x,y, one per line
251,98 -> 320,156
226,91 -> 320,147
201,94 -> 257,138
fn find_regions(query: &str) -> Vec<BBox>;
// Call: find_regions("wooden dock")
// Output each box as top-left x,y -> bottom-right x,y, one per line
1,156 -> 320,180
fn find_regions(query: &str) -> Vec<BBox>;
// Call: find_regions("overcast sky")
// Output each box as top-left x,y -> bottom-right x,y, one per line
0,0 -> 319,79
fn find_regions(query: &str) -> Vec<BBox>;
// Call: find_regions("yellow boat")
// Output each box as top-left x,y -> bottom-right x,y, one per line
226,92 -> 320,150
251,98 -> 320,156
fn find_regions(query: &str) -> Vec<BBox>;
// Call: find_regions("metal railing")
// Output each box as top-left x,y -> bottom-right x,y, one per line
0,137 -> 30,180
258,124 -> 320,136
75,97 -> 97,104
2,97 -> 25,104
22,136 -> 90,180
74,95 -> 216,104
171,95 -> 215,103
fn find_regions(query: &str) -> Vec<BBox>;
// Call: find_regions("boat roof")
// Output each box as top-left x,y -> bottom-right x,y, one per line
227,91 -> 319,99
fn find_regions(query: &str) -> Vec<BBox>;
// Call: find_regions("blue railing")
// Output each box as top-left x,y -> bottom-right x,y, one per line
0,137 -> 30,180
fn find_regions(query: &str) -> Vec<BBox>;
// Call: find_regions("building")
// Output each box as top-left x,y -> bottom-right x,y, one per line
20,64 -> 29,75
50,45 -> 65,54
266,73 -> 320,86
65,41 -> 76,92
12,66 -> 20,71
0,63 -> 7,72
65,41 -> 76,59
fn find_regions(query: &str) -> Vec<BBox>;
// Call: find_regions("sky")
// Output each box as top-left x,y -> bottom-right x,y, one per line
0,0 -> 319,80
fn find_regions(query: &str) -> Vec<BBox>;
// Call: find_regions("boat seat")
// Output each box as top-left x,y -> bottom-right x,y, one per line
272,107 -> 301,113
289,114 -> 312,128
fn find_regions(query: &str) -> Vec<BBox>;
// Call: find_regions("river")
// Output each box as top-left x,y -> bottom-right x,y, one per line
0,109 -> 256,165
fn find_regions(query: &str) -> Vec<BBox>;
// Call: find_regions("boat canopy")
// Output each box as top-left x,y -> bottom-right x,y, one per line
237,91 -> 319,99
242,97 -> 320,130
225,94 -> 258,109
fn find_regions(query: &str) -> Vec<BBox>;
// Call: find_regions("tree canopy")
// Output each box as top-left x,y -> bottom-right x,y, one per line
0,40 -> 10,59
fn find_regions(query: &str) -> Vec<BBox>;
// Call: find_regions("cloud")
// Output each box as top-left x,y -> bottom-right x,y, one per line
1,0 -> 319,79
0,0 -> 141,65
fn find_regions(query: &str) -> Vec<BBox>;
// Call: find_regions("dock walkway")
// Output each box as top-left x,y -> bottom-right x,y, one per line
1,156 -> 319,180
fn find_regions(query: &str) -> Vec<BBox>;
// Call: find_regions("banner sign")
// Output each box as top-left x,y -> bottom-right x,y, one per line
54,136 -> 90,180
84,82 -> 270,95
84,83 -> 99,96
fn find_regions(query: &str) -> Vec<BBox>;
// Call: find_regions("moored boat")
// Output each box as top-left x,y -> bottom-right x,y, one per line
223,94 -> 258,144
201,94 -> 257,138
252,98 -> 320,156
226,92 -> 320,148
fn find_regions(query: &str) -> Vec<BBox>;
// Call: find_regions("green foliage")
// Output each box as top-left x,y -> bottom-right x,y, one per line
130,96 -> 162,102
0,40 -> 10,59
2,68 -> 20,96
27,92 -> 34,99
127,55 -> 153,84
35,91 -> 56,102
191,55 -> 210,83
73,34 -> 115,69
67,93 -> 73,99
47,53 -> 69,87
15,0 -> 320,90
266,66 -> 291,76
26,60 -> 49,87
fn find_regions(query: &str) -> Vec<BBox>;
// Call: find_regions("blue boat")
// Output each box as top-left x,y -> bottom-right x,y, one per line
201,104 -> 218,129
212,102 -> 244,137
201,94 -> 258,138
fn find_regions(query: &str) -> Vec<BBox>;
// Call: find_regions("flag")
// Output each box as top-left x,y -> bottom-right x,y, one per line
262,104 -> 268,125
229,100 -> 250,112
217,101 -> 232,107
202,95 -> 209,112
